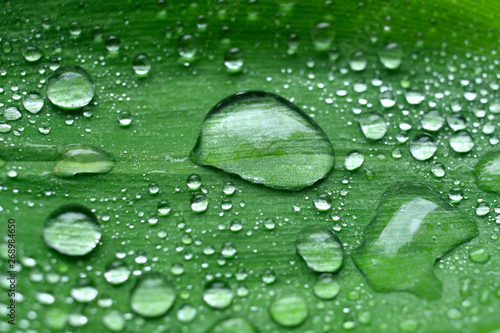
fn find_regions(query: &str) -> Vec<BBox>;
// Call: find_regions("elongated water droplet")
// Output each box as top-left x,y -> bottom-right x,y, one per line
378,43 -> 403,70
410,134 -> 436,161
269,292 -> 308,327
47,66 -> 94,110
352,183 -> 478,300
313,194 -> 332,211
191,194 -> 208,213
177,34 -> 197,60
43,204 -> 101,256
405,89 -> 425,105
190,91 -> 334,190
3,106 -> 22,121
296,225 -> 343,273
104,261 -> 131,285
71,279 -> 98,303
359,112 -> 387,141
203,282 -> 234,309
130,273 -> 176,318
207,317 -> 257,333
474,151 -> 500,195
344,151 -> 364,171
54,144 -> 115,177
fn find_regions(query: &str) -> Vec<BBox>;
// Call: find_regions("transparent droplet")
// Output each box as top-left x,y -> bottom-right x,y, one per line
287,33 -> 300,55
43,204 -> 101,256
104,261 -> 131,285
314,273 -> 340,300
431,163 -> 445,178
475,202 -> 490,216
54,144 -> 115,177
446,114 -> 467,132
203,282 -> 234,309
22,45 -> 43,62
223,182 -> 236,195
344,151 -> 365,171
102,310 -> 125,332
3,106 -> 22,121
224,47 -> 244,73
157,200 -> 171,216
117,110 -> 132,127
296,225 -> 343,273
410,134 -> 437,161
130,273 -> 176,318
311,22 -> 334,51
378,43 -> 403,70
47,65 -> 94,110
421,110 -> 444,132
105,35 -> 121,52
177,304 -> 196,323
191,194 -> 208,213
379,90 -> 396,108
469,246 -> 489,263
270,293 -> 308,327
132,54 -> 151,77
405,89 -> 425,105
449,131 -> 474,153
348,51 -> 368,71
70,279 -> 98,303
359,112 -> 387,141
23,92 -> 44,114
209,317 -> 257,333
313,194 -> 332,211
177,34 -> 197,60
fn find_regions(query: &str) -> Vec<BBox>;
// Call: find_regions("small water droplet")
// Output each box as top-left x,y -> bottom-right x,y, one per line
378,43 -> 403,70
405,89 -> 425,105
410,134 -> 437,161
191,194 -> 208,213
22,45 -> 43,62
3,106 -> 22,121
70,279 -> 98,303
421,110 -> 444,132
314,273 -> 340,300
104,261 -> 131,285
224,47 -> 244,73
203,282 -> 234,309
344,151 -> 365,171
177,34 -> 197,60
132,54 -> 151,77
348,51 -> 368,71
313,194 -> 332,211
117,110 -> 132,127
23,92 -> 44,114
311,22 -> 334,51
359,112 -> 387,141
105,35 -> 121,52
296,225 -> 343,273
54,144 -> 115,177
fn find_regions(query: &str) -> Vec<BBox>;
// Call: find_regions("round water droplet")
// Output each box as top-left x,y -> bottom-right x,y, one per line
130,273 -> 176,318
54,144 -> 115,177
475,151 -> 500,195
311,22 -> 334,51
102,310 -> 125,332
449,131 -> 474,153
296,225 -> 343,273
104,261 -> 131,285
3,106 -> 22,121
379,90 -> 396,108
421,110 -> 444,132
157,200 -> 171,216
208,317 -> 257,333
410,134 -> 436,161
223,182 -> 236,195
377,43 -> 403,70
349,51 -> 368,71
117,110 -> 132,127
22,45 -> 43,62
47,65 -> 94,110
469,246 -> 489,263
314,273 -> 340,300
313,194 -> 332,211
43,204 -> 101,256
203,282 -> 234,309
344,151 -> 364,171
23,92 -> 44,114
359,112 -> 387,141
105,35 -> 121,52
224,47 -> 244,73
187,174 -> 202,190
405,89 -> 425,105
475,202 -> 490,216
71,279 -> 98,303
177,304 -> 196,323
177,34 -> 197,60
190,91 -> 334,190
446,114 -> 466,131
269,293 -> 308,327
132,54 -> 151,77
431,163 -> 445,178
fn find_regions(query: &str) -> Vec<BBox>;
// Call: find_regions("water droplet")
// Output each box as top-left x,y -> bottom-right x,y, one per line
410,134 -> 437,161
190,91 -> 334,190
54,144 -> 115,177
344,151 -> 365,171
475,151 -> 500,195
359,112 -> 387,141
313,273 -> 340,300
177,304 -> 196,323
102,310 -> 125,332
313,194 -> 332,211
311,22 -> 334,51
105,35 -> 121,52
224,47 -> 244,73
379,90 -> 396,108
71,279 -> 98,302
190,194 -> 208,213
446,114 -> 467,131
104,261 -> 131,285
269,292 -> 308,327
348,51 -> 368,71
207,317 -> 257,333
157,200 -> 171,216
117,110 -> 132,127
222,182 -> 236,195
130,273 -> 176,318
43,204 -> 101,256
187,174 -> 202,190
352,183 -> 478,300
3,106 -> 22,121
405,89 -> 425,105
421,110 -> 444,132
287,33 -> 300,55
132,54 -> 151,77
22,45 -> 43,62
177,34 -> 197,60
378,43 -> 403,70
449,131 -> 474,153
475,202 -> 490,216
296,225 -> 343,273
47,65 -> 94,110
431,163 -> 445,178
469,246 -> 489,263
23,92 -> 44,114
203,282 -> 234,309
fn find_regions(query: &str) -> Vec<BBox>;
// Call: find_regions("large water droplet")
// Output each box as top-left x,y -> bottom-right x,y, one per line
344,151 -> 365,171
207,317 -> 257,333
269,292 -> 308,327
190,91 -> 334,190
203,282 -> 234,309
377,43 -> 403,70
47,66 -> 94,110
449,131 -> 474,153
130,273 -> 176,318
474,151 -> 500,195
421,110 -> 444,132
410,134 -> 437,161
296,225 -> 343,273
311,22 -> 334,51
359,112 -> 387,141
313,273 -> 340,300
53,144 -> 114,177
352,183 -> 478,300
23,92 -> 44,114
43,204 -> 101,256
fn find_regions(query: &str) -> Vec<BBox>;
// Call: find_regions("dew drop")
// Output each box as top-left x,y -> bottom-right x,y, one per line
296,225 -> 343,273
313,194 -> 332,211
449,131 -> 474,153
224,47 -> 244,73
132,54 -> 151,77
22,45 -> 43,62
311,22 -> 334,51
207,317 -> 257,333
344,151 -> 365,171
421,110 -> 444,132
203,282 -> 234,309
269,292 -> 308,327
475,151 -> 500,195
54,144 -> 115,177
359,112 -> 387,141
313,273 -> 340,300
348,51 -> 368,71
130,273 -> 176,318
23,92 -> 44,114
47,65 -> 94,110
104,261 -> 131,285
377,43 -> 403,70
190,194 -> 208,213
410,134 -> 437,161
177,34 -> 197,60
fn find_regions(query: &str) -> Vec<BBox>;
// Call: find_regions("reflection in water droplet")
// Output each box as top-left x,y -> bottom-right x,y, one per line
47,65 -> 94,110
359,112 -> 387,141
287,34 -> 300,55
203,282 -> 234,309
269,292 -> 308,327
132,54 -> 151,77
378,43 -> 403,70
469,246 -> 489,263
224,47 -> 244,73
410,134 -> 437,161
187,174 -> 202,190
130,273 -> 176,318
23,92 -> 44,114
190,91 -> 334,190
431,163 -> 445,178
43,204 -> 101,256
421,110 -> 444,132
344,151 -> 365,171
311,22 -> 334,51
54,144 -> 115,177
296,225 -> 343,273
449,131 -> 474,153
314,273 -> 340,300
352,183 -> 478,300
349,51 -> 368,71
